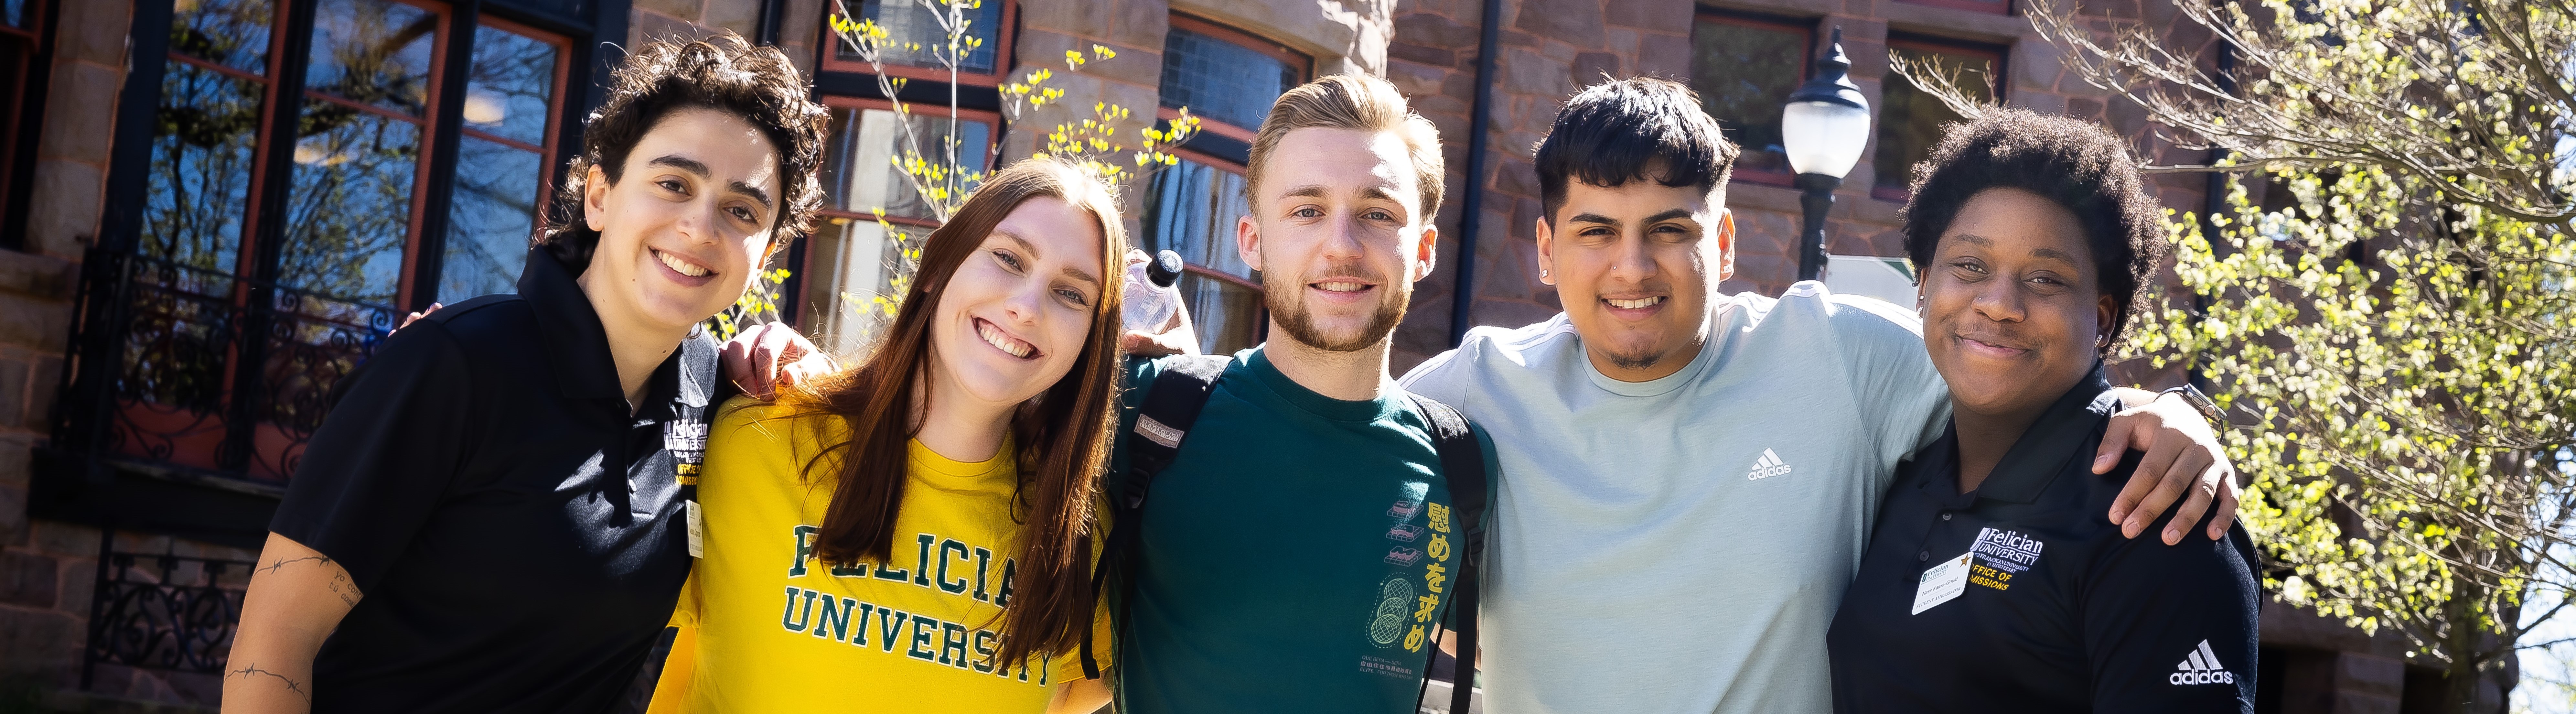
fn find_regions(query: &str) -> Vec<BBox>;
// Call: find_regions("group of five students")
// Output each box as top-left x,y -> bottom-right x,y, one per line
222,32 -> 2259,714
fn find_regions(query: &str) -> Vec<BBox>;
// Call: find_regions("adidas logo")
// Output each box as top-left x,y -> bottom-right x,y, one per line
2168,640 -> 2237,685
1747,449 -> 1794,481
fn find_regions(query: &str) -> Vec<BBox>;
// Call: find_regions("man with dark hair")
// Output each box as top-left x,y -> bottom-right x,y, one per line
1399,77 -> 2241,713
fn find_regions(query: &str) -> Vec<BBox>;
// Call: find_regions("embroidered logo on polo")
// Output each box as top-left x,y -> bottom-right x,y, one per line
1968,527 -> 2044,591
2169,640 -> 2236,685
1747,449 -> 1794,480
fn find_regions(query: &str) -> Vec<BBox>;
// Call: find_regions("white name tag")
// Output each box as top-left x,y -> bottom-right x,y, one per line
1912,551 -> 1972,614
686,500 -> 704,558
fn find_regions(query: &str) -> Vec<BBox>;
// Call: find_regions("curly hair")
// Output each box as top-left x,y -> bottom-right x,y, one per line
537,32 -> 830,273
1898,107 -> 2169,348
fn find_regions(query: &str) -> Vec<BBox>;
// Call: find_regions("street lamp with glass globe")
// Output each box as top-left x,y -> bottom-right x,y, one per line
1780,26 -> 1872,283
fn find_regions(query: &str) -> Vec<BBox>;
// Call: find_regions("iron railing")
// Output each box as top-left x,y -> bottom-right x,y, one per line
80,541 -> 254,687
58,247 -> 399,490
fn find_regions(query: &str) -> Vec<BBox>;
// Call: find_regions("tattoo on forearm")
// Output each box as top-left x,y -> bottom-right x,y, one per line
324,571 -> 358,607
229,662 -> 311,702
260,554 -> 362,606
261,555 -> 332,576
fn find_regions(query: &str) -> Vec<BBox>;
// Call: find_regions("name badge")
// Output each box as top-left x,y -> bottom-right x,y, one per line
686,500 -> 704,558
1912,551 -> 1972,615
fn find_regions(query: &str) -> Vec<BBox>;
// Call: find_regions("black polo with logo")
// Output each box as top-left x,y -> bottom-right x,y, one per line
270,247 -> 718,713
1825,367 -> 2259,713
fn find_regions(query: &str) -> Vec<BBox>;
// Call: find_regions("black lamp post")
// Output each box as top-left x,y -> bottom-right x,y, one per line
1780,27 -> 1872,284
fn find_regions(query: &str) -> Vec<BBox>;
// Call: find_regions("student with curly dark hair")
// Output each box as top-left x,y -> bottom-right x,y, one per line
224,33 -> 827,714
1824,107 -> 2257,712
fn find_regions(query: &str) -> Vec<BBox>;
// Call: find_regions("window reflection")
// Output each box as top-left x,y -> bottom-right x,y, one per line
461,25 -> 555,145
439,136 -> 543,300
1159,26 -> 1300,133
1691,17 -> 1808,177
1143,158 -> 1264,355
143,62 -> 267,275
170,0 -> 274,74
821,105 -> 992,221
304,0 -> 436,117
439,22 -> 562,302
803,218 -> 906,355
282,103 -> 420,304
283,0 -> 441,305
836,0 -> 1004,75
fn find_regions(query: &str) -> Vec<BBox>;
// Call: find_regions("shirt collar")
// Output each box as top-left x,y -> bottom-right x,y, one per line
1972,362 -> 2123,503
518,247 -> 628,402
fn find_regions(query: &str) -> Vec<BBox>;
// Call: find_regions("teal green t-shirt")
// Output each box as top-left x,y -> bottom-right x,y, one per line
1108,347 -> 1496,714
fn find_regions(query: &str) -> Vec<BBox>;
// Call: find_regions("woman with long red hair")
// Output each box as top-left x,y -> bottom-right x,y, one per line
649,156 -> 1124,713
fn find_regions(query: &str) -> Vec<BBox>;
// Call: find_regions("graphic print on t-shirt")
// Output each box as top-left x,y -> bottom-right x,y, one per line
775,525 -> 1053,684
1355,479 -> 1449,681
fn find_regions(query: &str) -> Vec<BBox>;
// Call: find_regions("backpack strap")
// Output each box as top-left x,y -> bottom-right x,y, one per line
1407,394 -> 1487,714
1082,354 -> 1231,680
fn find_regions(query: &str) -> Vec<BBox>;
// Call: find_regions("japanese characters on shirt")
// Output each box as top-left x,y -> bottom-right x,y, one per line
1358,480 -> 1455,681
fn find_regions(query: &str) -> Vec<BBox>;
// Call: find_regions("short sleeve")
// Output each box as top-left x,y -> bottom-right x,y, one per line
1821,294 -> 1950,463
1397,345 -> 1473,406
269,320 -> 476,594
2081,495 -> 2261,713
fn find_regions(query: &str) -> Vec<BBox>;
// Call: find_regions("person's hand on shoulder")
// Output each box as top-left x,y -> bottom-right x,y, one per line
2097,389 -> 2243,545
722,322 -> 837,400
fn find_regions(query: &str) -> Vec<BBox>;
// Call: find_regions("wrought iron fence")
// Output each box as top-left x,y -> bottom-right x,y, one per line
63,248 -> 399,487
81,547 -> 254,687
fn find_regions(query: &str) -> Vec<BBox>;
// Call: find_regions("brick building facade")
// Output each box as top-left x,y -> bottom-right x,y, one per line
0,0 -> 2502,711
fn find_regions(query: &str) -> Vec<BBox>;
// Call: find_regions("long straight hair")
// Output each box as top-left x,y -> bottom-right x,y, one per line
782,157 -> 1127,671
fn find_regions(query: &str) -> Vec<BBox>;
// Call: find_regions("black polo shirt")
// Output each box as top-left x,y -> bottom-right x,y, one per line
271,247 -> 716,713
1825,367 -> 2259,713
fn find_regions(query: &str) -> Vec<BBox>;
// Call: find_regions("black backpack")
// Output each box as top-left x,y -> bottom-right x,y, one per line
1081,354 -> 1488,714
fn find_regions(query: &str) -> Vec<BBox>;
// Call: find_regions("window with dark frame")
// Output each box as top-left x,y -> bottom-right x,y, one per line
823,0 -> 1014,84
1874,35 -> 2004,201
800,0 -> 1014,351
1689,10 -> 1811,185
0,0 -> 46,252
1146,15 -> 1307,356
801,98 -> 998,354
111,0 -> 572,481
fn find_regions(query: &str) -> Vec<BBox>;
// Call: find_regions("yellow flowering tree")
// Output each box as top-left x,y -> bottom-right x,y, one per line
821,0 -> 1200,324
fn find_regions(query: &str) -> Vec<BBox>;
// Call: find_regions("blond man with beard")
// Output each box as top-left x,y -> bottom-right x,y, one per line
1097,73 -> 1497,714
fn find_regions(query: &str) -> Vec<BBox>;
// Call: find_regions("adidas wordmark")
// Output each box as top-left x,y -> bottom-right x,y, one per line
1747,449 -> 1793,481
2169,640 -> 2236,685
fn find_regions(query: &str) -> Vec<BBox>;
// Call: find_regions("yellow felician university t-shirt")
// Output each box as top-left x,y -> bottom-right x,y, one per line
649,398 -> 1109,714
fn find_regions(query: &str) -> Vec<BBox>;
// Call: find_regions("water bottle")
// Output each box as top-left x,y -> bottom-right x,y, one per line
1122,250 -> 1185,331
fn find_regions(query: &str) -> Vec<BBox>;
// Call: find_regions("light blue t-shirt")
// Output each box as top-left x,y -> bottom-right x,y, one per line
1400,284 -> 1949,714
